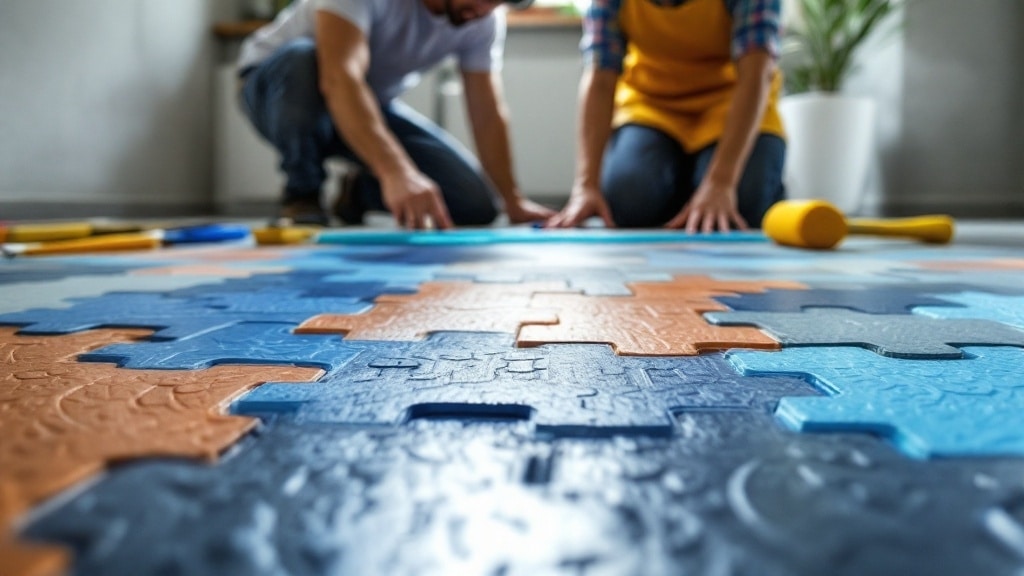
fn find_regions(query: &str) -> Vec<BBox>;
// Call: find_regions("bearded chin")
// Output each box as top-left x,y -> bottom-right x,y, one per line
443,0 -> 469,26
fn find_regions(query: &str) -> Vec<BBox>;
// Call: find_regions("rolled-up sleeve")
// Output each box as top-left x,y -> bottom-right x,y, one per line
730,0 -> 782,60
580,0 -> 626,73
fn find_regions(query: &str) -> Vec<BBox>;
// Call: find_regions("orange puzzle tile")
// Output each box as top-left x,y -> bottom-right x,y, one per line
0,327 -> 323,576
517,276 -> 806,356
297,281 -> 573,340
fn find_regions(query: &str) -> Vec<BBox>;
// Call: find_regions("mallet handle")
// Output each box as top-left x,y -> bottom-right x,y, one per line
846,215 -> 955,244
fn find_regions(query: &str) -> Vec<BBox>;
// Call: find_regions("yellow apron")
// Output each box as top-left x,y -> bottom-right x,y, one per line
614,0 -> 785,152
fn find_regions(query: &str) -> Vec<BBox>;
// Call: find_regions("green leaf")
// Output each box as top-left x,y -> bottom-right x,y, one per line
783,0 -> 903,92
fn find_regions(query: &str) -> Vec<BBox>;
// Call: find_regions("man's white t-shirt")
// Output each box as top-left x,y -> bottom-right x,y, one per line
238,0 -> 506,104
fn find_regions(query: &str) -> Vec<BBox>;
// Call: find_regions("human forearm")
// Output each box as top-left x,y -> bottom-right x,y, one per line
574,67 -> 617,191
314,10 -> 449,229
703,51 -> 774,187
546,67 -> 618,228
319,70 -> 417,183
463,72 -> 519,204
463,71 -> 554,224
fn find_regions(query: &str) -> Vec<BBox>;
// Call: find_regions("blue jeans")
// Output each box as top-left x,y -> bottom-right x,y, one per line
601,124 -> 787,228
240,39 -> 499,225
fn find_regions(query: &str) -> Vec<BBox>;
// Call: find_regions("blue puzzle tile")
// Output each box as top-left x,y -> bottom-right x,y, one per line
0,262 -> 138,284
165,270 -> 413,302
197,291 -> 368,314
24,414 -> 1024,576
728,346 -> 1024,458
321,263 -> 446,291
714,285 -> 967,314
0,292 -> 366,340
434,267 -> 673,296
80,322 -> 363,371
234,333 -> 818,437
0,275 -> 228,314
316,228 -> 768,246
913,291 -> 1024,331
705,308 -> 1024,358
886,270 -> 1024,295
322,245 -> 504,265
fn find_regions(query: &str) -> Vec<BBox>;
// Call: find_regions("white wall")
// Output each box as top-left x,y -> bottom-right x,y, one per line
3,2 -> 1020,219
0,0 -> 234,217
441,28 -> 582,203
782,0 -> 1023,217
891,0 -> 1024,216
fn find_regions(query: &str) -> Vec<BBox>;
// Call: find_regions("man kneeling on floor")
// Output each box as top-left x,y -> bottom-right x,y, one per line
237,0 -> 555,229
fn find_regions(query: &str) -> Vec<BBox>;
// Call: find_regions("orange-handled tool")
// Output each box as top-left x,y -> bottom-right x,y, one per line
763,199 -> 955,249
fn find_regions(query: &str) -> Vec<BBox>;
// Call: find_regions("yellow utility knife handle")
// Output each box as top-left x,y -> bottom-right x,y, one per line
20,233 -> 161,256
1,222 -> 95,243
846,215 -> 955,244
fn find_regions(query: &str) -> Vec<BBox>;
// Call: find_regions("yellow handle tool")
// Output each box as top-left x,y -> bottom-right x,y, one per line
845,216 -> 956,243
0,221 -> 95,243
252,226 -> 320,246
2,232 -> 162,257
0,219 -> 202,243
763,199 -> 955,249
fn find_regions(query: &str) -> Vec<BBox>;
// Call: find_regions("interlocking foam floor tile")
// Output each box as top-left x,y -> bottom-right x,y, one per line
5,233 -> 1024,576
130,263 -> 290,277
234,333 -> 816,436
23,414 -> 1024,576
196,291 -> 367,313
316,228 -> 767,246
714,285 -> 967,314
0,327 -> 322,576
80,322 -> 363,371
706,308 -> 1024,359
163,269 -> 400,301
0,262 -> 136,284
298,281 -> 572,340
434,266 -> 674,296
728,346 -> 1024,458
517,276 -> 804,356
0,292 -> 367,341
886,269 -> 1024,294
913,291 -> 1024,330
0,275 -> 228,314
321,263 -> 448,290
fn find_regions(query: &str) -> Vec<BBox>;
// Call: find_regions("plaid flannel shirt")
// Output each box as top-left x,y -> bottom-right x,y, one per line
581,0 -> 782,73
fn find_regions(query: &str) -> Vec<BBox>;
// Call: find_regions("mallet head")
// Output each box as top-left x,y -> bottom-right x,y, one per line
763,200 -> 848,249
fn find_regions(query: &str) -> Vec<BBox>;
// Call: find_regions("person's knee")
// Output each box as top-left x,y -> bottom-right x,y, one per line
601,126 -> 682,227
602,165 -> 670,228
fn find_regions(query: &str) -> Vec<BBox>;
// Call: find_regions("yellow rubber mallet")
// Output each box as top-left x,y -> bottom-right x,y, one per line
763,199 -> 955,249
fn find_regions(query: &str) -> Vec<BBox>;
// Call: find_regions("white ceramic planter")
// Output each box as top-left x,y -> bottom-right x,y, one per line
778,93 -> 876,215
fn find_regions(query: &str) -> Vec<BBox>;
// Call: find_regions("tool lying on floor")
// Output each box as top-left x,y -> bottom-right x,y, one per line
763,199 -> 955,249
0,219 -> 221,243
251,225 -> 322,246
1,224 -> 250,257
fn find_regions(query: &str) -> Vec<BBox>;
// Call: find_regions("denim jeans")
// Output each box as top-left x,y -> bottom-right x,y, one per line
240,38 -> 499,225
601,124 -> 787,228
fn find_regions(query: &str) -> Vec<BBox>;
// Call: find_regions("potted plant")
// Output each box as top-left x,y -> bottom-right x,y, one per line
778,0 -> 903,214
